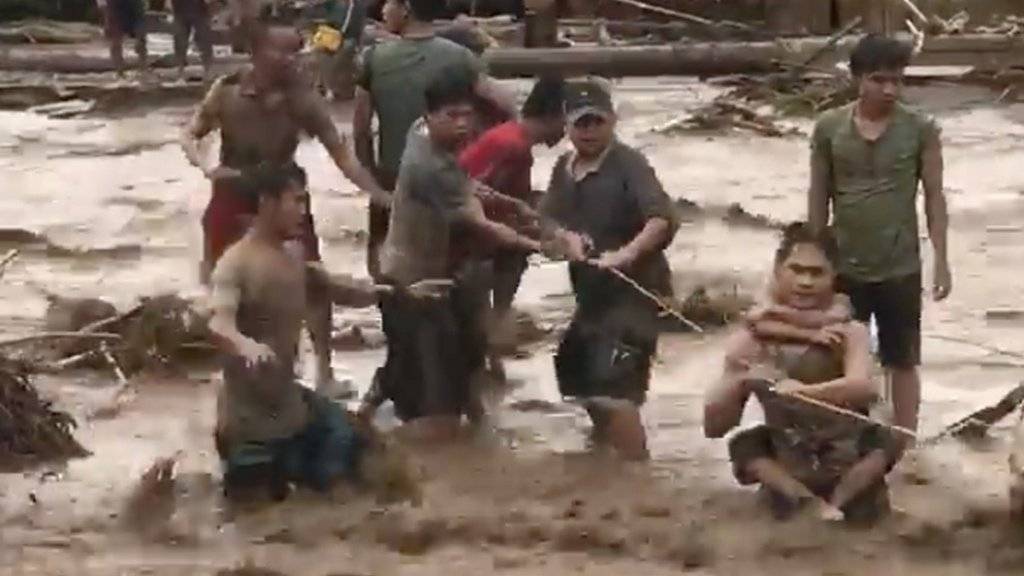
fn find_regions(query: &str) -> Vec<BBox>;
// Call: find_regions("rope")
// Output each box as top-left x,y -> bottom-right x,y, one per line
602,265 -> 704,333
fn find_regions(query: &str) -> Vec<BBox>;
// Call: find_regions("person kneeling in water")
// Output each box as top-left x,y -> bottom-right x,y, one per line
208,163 -> 392,499
705,223 -> 899,523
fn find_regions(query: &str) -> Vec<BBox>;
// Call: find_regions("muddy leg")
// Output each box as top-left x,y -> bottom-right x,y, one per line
133,28 -> 148,75
745,457 -> 841,520
109,33 -> 126,76
891,366 -> 920,438
194,14 -> 215,77
586,399 -> 648,461
173,17 -> 190,77
829,449 -> 890,517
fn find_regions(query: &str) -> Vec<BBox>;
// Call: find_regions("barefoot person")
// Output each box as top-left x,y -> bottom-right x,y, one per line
808,34 -> 951,437
170,0 -> 214,80
97,0 -> 148,78
457,75 -> 567,380
182,24 -> 386,394
541,78 -> 678,460
370,69 -> 541,440
353,0 -> 517,279
208,163 -> 388,499
705,223 -> 899,523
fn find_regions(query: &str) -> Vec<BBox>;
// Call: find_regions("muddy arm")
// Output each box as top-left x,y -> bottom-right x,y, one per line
306,263 -> 387,308
786,322 -> 878,409
352,86 -> 378,176
748,295 -> 853,341
474,75 -> 518,120
207,256 -> 261,358
922,125 -> 951,300
807,121 -> 833,234
181,78 -> 225,177
704,330 -> 759,438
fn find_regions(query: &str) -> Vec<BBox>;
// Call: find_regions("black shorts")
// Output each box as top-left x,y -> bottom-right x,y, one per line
838,273 -> 921,369
376,275 -> 486,422
554,299 -> 658,406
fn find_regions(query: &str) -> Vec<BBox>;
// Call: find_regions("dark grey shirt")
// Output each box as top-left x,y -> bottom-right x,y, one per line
381,118 -> 473,285
542,140 -> 678,313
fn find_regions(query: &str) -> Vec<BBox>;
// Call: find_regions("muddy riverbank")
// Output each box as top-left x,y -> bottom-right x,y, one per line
2,77 -> 1024,575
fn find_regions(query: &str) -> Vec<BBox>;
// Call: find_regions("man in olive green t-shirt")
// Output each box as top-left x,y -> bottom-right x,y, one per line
808,34 -> 951,440
352,0 -> 516,279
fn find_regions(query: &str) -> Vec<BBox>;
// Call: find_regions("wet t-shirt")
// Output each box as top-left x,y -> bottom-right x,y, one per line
211,235 -> 310,446
541,140 -> 678,314
357,35 -> 483,178
380,119 -> 474,286
751,342 -> 868,486
812,102 -> 940,282
192,69 -> 346,169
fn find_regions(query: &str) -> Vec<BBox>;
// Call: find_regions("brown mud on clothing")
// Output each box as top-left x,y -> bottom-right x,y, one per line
1,79 -> 1024,574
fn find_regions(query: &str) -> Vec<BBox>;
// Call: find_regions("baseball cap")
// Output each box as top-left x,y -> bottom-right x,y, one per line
565,77 -> 615,123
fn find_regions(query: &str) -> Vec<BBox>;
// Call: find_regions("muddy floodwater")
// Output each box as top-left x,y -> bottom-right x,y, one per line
3,78 -> 1024,575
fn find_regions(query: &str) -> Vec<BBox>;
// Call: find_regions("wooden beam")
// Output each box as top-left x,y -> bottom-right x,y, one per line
2,34 -> 1022,78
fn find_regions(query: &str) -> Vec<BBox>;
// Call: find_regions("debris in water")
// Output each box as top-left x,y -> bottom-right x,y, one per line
662,286 -> 754,331
655,97 -> 802,138
723,203 -> 785,230
0,358 -> 88,471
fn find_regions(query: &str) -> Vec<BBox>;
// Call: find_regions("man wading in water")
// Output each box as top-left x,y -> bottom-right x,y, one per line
541,78 -> 679,460
808,34 -> 951,440
705,224 -> 898,523
208,163 -> 388,499
372,69 -> 541,441
182,24 -> 386,395
353,0 -> 516,279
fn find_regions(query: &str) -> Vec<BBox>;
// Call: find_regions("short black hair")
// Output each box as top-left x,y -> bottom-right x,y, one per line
774,222 -> 839,269
424,65 -> 478,113
404,0 -> 443,22
522,75 -> 566,119
849,34 -> 913,76
242,163 -> 305,203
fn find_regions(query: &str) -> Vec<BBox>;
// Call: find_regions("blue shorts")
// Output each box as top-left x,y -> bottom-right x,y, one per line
221,390 -> 364,492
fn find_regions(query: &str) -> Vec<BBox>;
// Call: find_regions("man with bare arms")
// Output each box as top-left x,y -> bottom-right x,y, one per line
705,223 -> 900,523
209,163 -> 388,499
182,24 -> 386,395
808,34 -> 951,439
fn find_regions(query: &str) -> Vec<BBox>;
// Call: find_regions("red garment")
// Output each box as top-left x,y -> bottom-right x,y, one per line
459,120 -> 534,211
202,177 -> 321,269
453,121 -> 535,263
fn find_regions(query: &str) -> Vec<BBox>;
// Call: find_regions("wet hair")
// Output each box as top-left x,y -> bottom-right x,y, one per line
849,34 -> 913,77
522,76 -> 566,119
424,65 -> 478,113
242,163 -> 305,202
774,222 -> 839,269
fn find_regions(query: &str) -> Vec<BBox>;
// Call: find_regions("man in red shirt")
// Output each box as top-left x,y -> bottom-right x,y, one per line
458,76 -> 567,371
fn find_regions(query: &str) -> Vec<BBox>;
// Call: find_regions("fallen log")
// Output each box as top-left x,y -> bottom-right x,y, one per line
2,34 -> 1023,77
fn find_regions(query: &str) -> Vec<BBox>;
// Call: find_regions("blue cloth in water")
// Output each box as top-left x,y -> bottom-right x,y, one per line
222,390 -> 364,492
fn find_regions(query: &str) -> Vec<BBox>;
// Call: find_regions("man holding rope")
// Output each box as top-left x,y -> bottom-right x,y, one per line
541,78 -> 678,461
705,223 -> 900,523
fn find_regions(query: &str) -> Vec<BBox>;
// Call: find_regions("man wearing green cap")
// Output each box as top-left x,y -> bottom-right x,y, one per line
541,78 -> 679,461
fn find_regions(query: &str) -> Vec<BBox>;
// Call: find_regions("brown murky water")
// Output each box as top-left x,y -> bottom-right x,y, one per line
3,77 -> 1024,575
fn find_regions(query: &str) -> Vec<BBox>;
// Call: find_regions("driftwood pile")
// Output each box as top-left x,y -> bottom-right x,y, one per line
0,357 -> 88,471
23,293 -> 213,379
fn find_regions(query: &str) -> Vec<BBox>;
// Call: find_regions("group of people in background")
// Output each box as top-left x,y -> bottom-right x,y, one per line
173,0 -> 952,525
